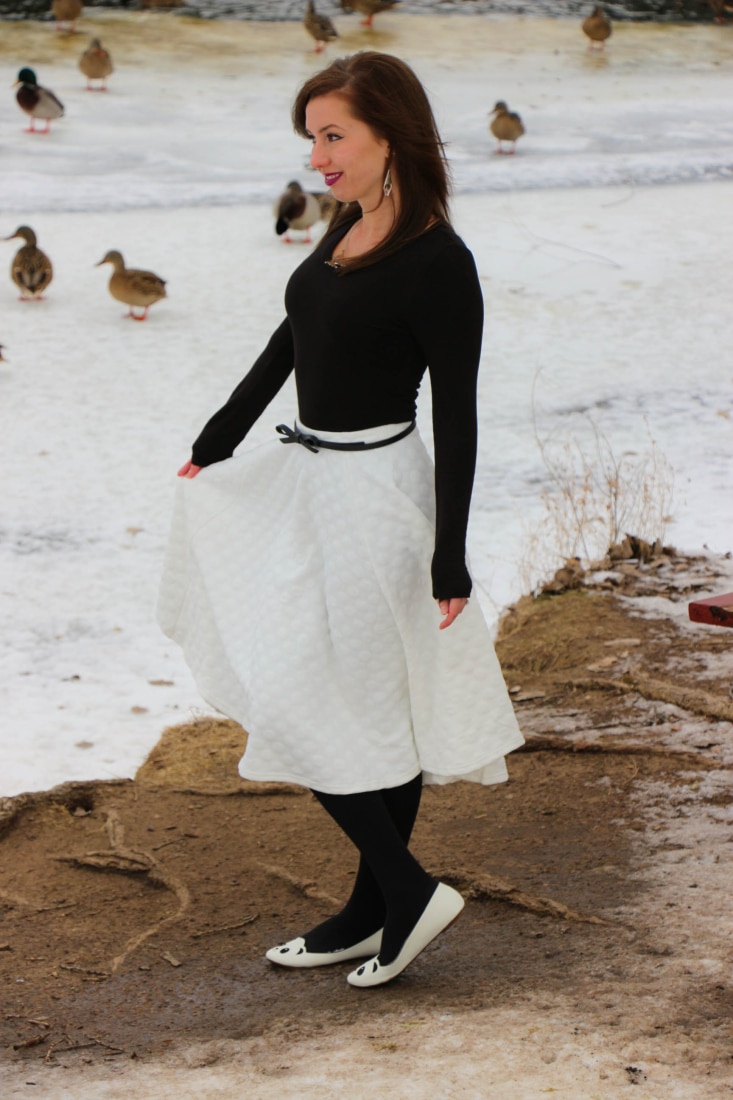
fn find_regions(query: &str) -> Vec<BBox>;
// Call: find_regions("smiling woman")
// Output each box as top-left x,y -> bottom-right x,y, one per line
157,50 -> 523,992
293,52 -> 452,273
305,94 -> 390,229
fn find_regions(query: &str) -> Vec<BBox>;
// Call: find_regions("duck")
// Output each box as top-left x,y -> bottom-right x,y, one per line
304,1 -> 338,53
706,0 -> 733,20
4,226 -> 54,301
52,0 -> 83,34
0,345 -> 7,362
582,6 -> 612,49
95,251 -> 167,321
79,37 -> 113,91
489,101 -> 525,155
274,181 -> 336,244
339,0 -> 399,27
14,68 -> 64,134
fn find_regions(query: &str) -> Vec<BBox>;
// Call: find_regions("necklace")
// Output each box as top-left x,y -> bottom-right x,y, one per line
325,223 -> 358,269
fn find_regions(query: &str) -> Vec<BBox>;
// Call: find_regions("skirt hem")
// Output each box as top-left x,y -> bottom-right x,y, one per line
238,743 -> 521,794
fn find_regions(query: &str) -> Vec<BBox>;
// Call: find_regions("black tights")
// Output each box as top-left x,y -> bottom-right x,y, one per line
306,774 -> 437,966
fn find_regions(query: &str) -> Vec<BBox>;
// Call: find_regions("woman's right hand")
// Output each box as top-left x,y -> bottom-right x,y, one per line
177,460 -> 202,479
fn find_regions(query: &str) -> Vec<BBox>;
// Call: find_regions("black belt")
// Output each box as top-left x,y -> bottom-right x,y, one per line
276,421 -> 416,454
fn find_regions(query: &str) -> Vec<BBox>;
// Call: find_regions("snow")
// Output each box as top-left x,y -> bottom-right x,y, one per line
1,11 -> 732,804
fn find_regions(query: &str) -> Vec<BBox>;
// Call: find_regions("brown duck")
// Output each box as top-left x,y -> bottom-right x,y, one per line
96,250 -> 167,321
52,0 -> 83,34
5,226 -> 53,301
489,101 -> 525,155
304,1 -> 338,52
582,6 -> 612,49
339,0 -> 399,27
79,38 -> 114,91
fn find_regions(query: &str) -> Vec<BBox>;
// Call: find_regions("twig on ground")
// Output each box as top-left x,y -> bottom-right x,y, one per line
44,1032 -> 126,1064
439,868 -> 609,925
50,807 -> 191,973
13,1034 -> 48,1051
518,733 -> 727,768
59,964 -> 111,978
616,673 -> 733,724
260,863 -> 342,907
191,912 -> 259,938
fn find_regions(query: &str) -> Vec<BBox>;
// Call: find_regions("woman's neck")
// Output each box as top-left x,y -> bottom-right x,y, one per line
348,194 -> 398,256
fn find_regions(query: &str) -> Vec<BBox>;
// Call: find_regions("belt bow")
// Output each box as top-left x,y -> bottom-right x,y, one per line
276,423 -> 322,453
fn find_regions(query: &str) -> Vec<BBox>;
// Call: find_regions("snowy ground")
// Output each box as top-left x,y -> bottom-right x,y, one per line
1,11 -> 732,801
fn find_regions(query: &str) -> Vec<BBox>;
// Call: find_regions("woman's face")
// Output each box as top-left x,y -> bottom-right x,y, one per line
305,92 -> 390,209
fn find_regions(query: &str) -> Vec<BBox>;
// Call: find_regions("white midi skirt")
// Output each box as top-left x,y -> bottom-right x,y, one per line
157,421 -> 524,794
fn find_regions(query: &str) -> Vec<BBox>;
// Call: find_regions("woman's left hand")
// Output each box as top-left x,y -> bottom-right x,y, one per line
437,597 -> 468,630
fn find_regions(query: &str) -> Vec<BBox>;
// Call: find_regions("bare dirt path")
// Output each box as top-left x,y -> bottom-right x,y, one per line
1,549 -> 732,1098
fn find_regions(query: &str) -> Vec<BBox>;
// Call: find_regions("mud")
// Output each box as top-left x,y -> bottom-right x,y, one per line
1,549 -> 731,1095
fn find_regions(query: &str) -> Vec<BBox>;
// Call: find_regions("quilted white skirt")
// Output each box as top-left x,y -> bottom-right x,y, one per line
157,421 -> 524,794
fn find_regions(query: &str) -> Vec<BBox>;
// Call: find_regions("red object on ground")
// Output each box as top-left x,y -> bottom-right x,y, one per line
688,593 -> 733,628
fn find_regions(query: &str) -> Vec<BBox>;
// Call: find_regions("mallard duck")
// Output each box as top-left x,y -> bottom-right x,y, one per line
52,0 -> 83,34
95,251 -> 167,321
304,1 -> 338,53
582,6 -> 612,49
4,226 -> 53,301
79,38 -> 113,91
489,101 -> 525,155
15,68 -> 64,134
339,0 -> 399,27
274,181 -> 336,244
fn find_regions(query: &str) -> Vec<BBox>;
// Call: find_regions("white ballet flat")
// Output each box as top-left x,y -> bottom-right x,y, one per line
346,883 -> 465,988
265,929 -> 383,969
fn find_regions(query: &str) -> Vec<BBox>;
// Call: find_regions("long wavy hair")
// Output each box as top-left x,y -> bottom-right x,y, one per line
292,52 -> 452,273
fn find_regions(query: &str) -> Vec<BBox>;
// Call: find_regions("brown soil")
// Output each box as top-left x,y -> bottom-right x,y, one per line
1,548 -> 732,1089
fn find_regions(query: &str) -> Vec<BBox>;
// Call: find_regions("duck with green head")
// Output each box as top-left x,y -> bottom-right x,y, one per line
15,68 -> 64,134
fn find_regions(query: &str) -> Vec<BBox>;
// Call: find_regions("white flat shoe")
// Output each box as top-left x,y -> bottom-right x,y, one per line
346,883 -> 464,988
265,929 -> 383,969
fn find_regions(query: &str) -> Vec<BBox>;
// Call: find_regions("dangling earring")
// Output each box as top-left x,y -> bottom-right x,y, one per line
383,167 -> 393,198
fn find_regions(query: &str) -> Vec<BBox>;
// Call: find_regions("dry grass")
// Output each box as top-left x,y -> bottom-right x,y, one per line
522,399 -> 674,592
135,715 -> 304,796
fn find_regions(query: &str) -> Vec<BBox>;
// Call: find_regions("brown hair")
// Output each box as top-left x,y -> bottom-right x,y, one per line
292,51 -> 452,273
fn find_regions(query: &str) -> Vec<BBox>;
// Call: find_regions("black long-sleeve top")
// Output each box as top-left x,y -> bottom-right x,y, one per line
190,222 -> 484,599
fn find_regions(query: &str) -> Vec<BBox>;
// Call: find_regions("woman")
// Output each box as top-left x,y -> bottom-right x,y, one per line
157,52 -> 523,988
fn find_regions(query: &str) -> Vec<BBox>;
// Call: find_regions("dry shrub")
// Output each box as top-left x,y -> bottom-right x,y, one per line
521,404 -> 674,594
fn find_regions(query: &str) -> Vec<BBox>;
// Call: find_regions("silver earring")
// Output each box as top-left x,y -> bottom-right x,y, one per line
383,168 -> 393,198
